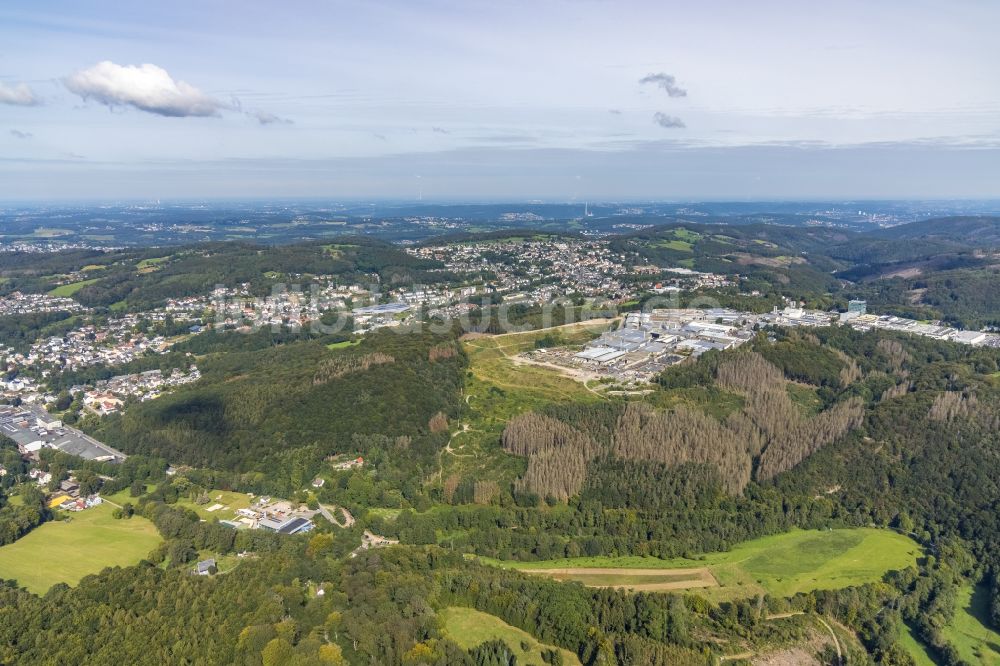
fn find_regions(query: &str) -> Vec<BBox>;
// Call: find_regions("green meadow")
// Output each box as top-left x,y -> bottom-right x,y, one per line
490,528 -> 922,601
439,607 -> 580,665
48,277 -> 101,296
942,583 -> 1000,665
0,504 -> 162,594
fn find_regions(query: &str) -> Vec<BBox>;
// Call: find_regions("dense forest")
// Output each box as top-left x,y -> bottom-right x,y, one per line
89,327 -> 466,497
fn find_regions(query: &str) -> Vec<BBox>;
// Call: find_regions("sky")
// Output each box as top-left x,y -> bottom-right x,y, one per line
1,0 -> 998,201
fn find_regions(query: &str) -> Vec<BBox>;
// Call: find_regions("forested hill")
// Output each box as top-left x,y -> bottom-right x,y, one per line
0,238 -> 447,310
91,327 -> 467,496
868,215 -> 1000,245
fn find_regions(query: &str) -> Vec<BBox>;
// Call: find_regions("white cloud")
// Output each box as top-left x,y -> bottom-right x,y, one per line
64,61 -> 225,117
248,109 -> 292,125
639,73 -> 687,98
653,112 -> 685,128
10,129 -> 33,139
0,81 -> 40,106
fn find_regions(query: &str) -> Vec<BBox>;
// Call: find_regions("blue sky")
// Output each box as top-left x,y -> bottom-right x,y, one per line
1,0 -> 998,200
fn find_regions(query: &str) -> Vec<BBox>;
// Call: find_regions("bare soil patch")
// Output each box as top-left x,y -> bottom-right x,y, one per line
524,566 -> 719,591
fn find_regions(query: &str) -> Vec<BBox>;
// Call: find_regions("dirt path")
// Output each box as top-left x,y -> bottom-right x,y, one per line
318,503 -> 354,528
522,566 -> 719,591
815,616 -> 842,665
766,612 -> 805,620
444,423 -> 475,457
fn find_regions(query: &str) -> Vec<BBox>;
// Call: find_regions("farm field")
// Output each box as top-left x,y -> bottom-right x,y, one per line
439,607 -> 580,665
0,503 -> 161,594
942,584 -> 1000,665
489,528 -> 921,601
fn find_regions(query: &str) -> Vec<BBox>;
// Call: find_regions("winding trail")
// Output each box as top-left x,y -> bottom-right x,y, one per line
719,612 -> 843,664
318,503 -> 354,528
815,616 -> 842,665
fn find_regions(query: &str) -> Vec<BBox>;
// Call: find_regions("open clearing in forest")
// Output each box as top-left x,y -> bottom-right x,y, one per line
491,528 -> 921,601
462,318 -> 615,408
439,607 -> 581,665
898,622 -> 937,666
443,320 -> 614,484
942,583 -> 1000,665
0,503 -> 161,594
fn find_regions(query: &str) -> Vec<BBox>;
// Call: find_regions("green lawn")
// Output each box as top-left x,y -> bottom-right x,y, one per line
942,583 -> 1000,665
48,277 -> 101,296
489,528 -> 921,601
439,607 -> 580,665
0,503 -> 162,594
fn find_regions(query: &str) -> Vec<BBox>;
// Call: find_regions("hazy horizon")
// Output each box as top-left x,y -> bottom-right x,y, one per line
2,0 -> 998,200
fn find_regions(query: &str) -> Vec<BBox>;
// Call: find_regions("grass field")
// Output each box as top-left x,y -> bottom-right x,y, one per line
942,583 -> 1000,665
174,489 -> 254,521
0,503 -> 162,594
652,239 -> 694,252
899,622 -> 938,666
439,607 -> 580,665
462,320 -> 613,419
32,227 -> 73,238
326,339 -> 361,350
137,256 -> 170,273
366,507 -> 402,521
488,528 -> 921,601
48,277 -> 100,296
786,383 -> 823,416
100,483 -> 158,507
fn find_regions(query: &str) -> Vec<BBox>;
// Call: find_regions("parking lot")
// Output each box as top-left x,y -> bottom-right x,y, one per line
0,405 -> 125,461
